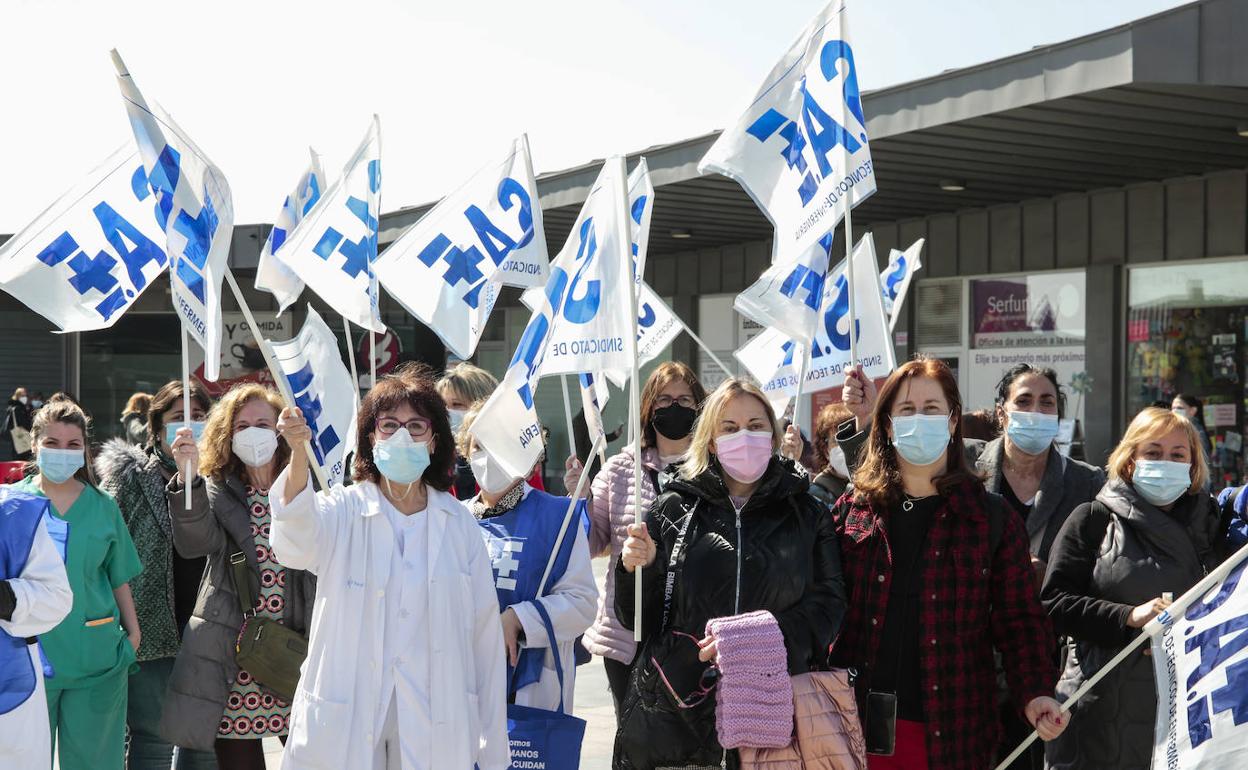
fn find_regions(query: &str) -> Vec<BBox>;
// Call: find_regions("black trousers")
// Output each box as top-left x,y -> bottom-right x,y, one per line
604,654 -> 635,719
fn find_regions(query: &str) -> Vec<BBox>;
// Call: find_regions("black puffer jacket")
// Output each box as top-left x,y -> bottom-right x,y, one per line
614,457 -> 847,769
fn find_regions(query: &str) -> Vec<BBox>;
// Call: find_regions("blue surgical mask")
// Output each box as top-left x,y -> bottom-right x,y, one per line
891,414 -> 952,467
164,420 -> 206,448
1132,459 -> 1192,507
1006,411 -> 1059,455
374,429 -> 431,484
37,447 -> 84,484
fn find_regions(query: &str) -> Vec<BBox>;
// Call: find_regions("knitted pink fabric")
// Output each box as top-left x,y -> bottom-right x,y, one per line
707,610 -> 794,749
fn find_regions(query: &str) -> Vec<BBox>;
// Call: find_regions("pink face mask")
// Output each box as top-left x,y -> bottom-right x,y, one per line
714,429 -> 774,484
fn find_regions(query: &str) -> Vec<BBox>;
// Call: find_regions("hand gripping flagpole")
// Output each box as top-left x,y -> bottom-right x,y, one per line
224,270 -> 330,491
993,539 -> 1248,770
180,324 -> 193,509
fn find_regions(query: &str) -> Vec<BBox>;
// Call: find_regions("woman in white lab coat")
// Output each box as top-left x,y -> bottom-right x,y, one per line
0,486 -> 73,770
458,404 -> 597,711
269,367 -> 509,770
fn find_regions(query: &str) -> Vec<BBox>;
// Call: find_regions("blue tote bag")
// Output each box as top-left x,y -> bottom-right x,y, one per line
506,602 -> 586,770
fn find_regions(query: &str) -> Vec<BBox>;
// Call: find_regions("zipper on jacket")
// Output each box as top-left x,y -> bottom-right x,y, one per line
733,502 -> 744,615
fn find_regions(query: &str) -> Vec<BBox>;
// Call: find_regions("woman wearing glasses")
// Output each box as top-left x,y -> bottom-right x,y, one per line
269,366 -> 508,770
161,383 -> 317,770
570,362 -> 708,714
614,378 -> 846,770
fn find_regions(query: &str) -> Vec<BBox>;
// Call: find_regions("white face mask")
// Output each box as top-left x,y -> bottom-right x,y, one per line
827,446 -> 849,479
232,426 -> 279,468
470,449 -> 519,495
18,396 -> 28,405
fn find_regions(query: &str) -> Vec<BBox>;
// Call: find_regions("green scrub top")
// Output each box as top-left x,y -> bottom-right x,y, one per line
12,477 -> 143,687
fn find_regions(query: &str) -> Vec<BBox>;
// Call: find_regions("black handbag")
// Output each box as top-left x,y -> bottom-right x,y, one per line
227,539 -> 307,702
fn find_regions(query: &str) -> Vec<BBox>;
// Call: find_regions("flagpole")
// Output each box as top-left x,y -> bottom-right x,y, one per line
560,374 -> 578,466
180,325 -> 193,510
369,330 -> 377,389
536,432 -> 605,597
224,270 -> 330,491
678,320 -> 732,377
845,204 -> 858,369
994,538 -> 1248,770
342,317 -> 361,404
608,156 -> 647,643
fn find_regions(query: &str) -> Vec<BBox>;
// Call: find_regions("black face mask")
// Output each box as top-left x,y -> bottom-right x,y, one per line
651,404 -> 697,441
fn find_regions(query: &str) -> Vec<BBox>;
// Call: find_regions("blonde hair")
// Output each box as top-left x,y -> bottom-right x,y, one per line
455,400 -> 488,457
1107,406 -> 1209,494
198,384 -> 289,482
28,399 -> 96,487
436,364 -> 498,405
680,378 -> 780,480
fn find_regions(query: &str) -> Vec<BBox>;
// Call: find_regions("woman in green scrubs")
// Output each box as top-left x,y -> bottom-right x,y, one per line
10,397 -> 142,770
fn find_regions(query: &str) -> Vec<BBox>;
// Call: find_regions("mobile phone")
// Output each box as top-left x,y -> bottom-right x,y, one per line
864,690 -> 898,756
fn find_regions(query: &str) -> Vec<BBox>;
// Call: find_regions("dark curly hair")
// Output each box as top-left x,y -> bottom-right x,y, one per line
352,363 -> 455,492
994,363 -> 1066,427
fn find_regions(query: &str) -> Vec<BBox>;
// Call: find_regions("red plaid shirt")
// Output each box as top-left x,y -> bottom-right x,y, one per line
829,479 -> 1057,770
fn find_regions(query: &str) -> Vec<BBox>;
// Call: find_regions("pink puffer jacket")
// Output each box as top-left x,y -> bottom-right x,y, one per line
581,445 -> 661,663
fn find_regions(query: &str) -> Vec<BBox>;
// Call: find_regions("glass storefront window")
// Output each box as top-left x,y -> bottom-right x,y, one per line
1127,260 -> 1248,488
965,271 -> 1088,454
79,313 -> 181,443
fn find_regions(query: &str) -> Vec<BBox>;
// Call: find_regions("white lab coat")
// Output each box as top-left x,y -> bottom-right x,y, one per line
0,522 -> 73,770
491,486 -> 598,712
270,469 -> 509,770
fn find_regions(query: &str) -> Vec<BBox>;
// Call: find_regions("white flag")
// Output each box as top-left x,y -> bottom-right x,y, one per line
0,145 -> 169,331
1151,547 -> 1248,769
604,283 -> 683,388
735,234 -> 894,399
473,157 -> 633,478
269,306 -> 358,488
274,117 -> 384,332
519,159 -> 636,377
734,233 -> 833,343
881,238 -> 924,332
375,135 -> 546,359
699,0 -> 875,262
255,150 -> 327,313
113,50 -> 234,381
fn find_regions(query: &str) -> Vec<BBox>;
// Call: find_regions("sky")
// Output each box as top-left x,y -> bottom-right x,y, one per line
0,0 -> 1197,232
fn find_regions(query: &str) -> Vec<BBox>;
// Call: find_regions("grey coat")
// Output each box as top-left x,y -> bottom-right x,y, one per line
1042,481 -> 1222,769
966,437 -> 1104,562
159,474 -> 316,751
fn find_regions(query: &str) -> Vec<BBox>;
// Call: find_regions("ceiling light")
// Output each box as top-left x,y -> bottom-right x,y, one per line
939,179 -> 967,192
670,228 -> 693,239
1237,124 -> 1248,138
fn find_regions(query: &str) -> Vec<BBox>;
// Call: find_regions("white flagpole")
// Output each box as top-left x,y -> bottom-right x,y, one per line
224,271 -> 330,491
994,539 -> 1248,770
610,156 -> 647,643
560,374 -> 577,466
180,325 -> 193,510
536,432 -> 605,597
369,330 -> 377,389
845,205 -> 858,369
678,319 -> 732,377
342,317 -> 361,404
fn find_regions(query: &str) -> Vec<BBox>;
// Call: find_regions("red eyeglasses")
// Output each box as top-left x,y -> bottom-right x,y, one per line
650,631 -> 720,709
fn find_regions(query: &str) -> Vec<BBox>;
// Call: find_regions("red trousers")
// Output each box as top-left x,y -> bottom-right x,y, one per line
867,719 -> 929,770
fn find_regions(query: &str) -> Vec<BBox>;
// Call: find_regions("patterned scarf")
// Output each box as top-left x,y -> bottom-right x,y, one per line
471,484 -> 524,520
